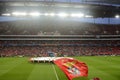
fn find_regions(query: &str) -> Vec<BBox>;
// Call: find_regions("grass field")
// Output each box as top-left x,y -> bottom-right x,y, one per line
0,56 -> 120,80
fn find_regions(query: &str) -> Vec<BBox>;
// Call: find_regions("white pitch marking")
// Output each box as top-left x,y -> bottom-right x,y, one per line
52,64 -> 59,80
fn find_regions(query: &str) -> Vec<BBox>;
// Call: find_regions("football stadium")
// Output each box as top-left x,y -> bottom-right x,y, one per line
0,0 -> 120,80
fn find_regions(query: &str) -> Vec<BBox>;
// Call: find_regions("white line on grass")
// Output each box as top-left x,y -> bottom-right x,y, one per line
52,64 -> 59,80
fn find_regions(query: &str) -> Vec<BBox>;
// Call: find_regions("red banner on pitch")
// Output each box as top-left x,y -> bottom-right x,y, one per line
54,57 -> 88,80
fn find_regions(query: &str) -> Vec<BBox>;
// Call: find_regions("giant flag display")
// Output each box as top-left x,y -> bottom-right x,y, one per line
54,57 -> 88,80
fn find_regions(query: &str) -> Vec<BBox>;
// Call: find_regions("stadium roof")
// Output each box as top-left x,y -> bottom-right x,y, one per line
0,0 -> 119,14
0,0 -> 119,4
0,0 -> 119,6
0,0 -> 119,24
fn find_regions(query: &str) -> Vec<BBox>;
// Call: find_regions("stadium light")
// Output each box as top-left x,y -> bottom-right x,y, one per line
29,12 -> 41,16
49,13 -> 55,16
10,12 -> 87,18
2,13 -> 11,16
44,13 -> 49,16
70,13 -> 84,18
57,13 -> 69,17
12,12 -> 27,16
85,15 -> 93,18
115,15 -> 119,18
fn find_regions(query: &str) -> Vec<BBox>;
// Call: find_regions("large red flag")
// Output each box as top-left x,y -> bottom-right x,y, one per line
54,57 -> 88,80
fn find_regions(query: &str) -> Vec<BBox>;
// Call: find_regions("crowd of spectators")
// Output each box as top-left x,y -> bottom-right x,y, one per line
0,40 -> 120,57
1,40 -> 120,45
0,21 -> 120,35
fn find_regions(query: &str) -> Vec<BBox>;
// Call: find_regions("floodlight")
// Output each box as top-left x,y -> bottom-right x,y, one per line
12,12 -> 20,16
49,13 -> 55,16
70,13 -> 84,18
29,12 -> 41,16
20,12 -> 27,16
12,12 -> 27,16
2,13 -> 11,16
44,13 -> 49,16
57,13 -> 69,17
115,15 -> 119,18
85,15 -> 93,18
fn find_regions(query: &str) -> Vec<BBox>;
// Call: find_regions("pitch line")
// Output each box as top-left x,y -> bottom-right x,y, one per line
52,64 -> 59,80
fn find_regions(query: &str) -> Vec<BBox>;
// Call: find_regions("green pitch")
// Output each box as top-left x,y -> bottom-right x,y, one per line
0,56 -> 119,80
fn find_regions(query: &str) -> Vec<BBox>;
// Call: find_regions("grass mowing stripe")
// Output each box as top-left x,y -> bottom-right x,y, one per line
27,63 -> 56,80
88,65 -> 119,80
74,56 -> 120,80
0,57 -> 34,80
0,57 -> 26,77
52,64 -> 59,80
0,56 -> 119,80
54,65 -> 68,80
78,56 -> 120,77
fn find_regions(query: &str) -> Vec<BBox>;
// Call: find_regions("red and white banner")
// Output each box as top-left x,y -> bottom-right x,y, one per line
54,57 -> 88,80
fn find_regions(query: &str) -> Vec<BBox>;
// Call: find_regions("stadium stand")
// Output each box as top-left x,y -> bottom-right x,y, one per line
0,21 -> 120,35
0,40 -> 120,57
0,0 -> 119,57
